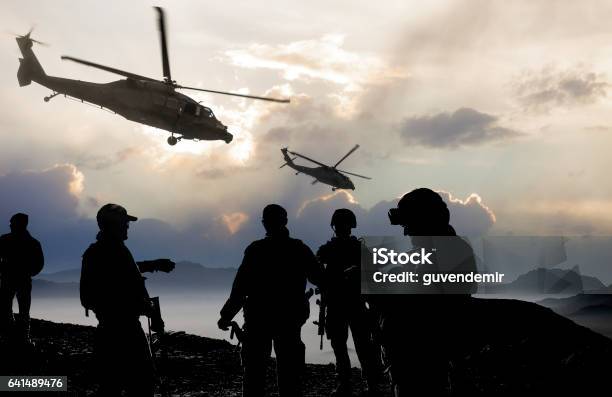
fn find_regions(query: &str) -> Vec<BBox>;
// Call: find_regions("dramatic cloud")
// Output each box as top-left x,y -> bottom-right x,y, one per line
438,191 -> 496,237
0,164 -> 497,271
73,147 -> 144,171
225,34 -> 408,90
0,164 -> 94,267
513,66 -> 609,112
295,189 -> 497,245
399,108 -> 521,148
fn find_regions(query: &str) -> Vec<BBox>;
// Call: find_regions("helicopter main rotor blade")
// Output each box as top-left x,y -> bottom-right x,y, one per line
333,144 -> 360,168
154,7 -> 172,83
61,56 -> 158,82
337,169 -> 372,180
287,151 -> 329,168
175,85 -> 290,103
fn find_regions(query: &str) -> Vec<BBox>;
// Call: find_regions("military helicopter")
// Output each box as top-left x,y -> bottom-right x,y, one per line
15,7 -> 289,146
280,145 -> 371,190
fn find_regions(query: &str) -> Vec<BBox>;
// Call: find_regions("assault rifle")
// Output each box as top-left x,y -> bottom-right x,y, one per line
313,287 -> 326,350
147,296 -> 170,397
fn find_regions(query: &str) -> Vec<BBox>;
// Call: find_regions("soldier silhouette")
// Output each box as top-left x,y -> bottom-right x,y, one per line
379,188 -> 477,396
218,204 -> 323,397
317,209 -> 381,396
80,203 -> 175,397
0,213 -> 44,346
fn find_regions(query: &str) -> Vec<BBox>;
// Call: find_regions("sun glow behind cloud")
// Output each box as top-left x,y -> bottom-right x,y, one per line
221,211 -> 249,235
297,190 -> 358,216
225,34 -> 409,92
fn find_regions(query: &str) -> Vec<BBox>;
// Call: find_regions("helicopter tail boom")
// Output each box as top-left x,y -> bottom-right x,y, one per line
280,148 -> 297,168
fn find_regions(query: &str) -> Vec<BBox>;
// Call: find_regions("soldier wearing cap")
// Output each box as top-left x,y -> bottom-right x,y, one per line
317,208 -> 380,396
80,203 -> 175,397
218,204 -> 323,397
0,213 -> 44,345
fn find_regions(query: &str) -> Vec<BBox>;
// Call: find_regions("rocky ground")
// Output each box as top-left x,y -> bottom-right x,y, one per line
0,319 -> 376,397
1,298 -> 612,396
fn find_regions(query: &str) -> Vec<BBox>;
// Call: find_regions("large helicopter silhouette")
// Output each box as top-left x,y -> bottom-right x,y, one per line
15,7 -> 289,146
280,145 -> 371,190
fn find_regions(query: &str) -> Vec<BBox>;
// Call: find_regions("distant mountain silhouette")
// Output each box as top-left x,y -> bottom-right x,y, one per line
539,293 -> 612,316
571,304 -> 612,317
31,279 -> 78,298
486,267 -> 605,295
37,268 -> 82,283
35,261 -> 237,296
145,261 -> 237,293
538,293 -> 612,339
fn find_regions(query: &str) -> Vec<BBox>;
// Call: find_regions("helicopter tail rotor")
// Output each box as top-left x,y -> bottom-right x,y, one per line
14,26 -> 48,86
9,27 -> 50,47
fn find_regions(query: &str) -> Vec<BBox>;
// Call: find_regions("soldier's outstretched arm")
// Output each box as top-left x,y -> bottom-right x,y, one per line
138,259 -> 176,273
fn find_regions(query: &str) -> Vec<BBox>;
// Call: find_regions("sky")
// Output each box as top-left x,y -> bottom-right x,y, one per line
2,0 -> 612,272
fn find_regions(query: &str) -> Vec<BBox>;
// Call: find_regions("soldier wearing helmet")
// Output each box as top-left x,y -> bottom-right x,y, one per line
80,203 -> 175,396
218,204 -> 323,397
0,213 -> 44,346
317,208 -> 381,396
379,188 -> 477,397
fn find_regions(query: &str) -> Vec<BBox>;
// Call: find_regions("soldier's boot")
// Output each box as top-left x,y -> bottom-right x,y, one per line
14,314 -> 34,348
331,379 -> 352,397
362,379 -> 381,397
0,312 -> 14,336
0,313 -> 14,346
332,367 -> 352,397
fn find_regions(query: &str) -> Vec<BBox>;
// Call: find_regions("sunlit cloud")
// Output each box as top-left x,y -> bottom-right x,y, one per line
224,34 -> 409,91
220,211 -> 249,235
438,190 -> 497,223
60,164 -> 85,196
297,190 -> 358,216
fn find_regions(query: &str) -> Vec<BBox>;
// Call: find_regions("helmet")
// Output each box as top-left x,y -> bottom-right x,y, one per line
97,203 -> 137,229
388,188 -> 449,226
331,208 -> 357,229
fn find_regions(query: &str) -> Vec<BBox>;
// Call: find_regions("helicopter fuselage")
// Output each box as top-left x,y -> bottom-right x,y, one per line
288,163 -> 355,190
31,74 -> 233,143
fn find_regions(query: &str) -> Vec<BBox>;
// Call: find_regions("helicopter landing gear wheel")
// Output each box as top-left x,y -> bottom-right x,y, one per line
167,136 -> 178,146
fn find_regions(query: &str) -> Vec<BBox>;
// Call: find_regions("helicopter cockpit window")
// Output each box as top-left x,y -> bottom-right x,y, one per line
184,102 -> 197,116
202,106 -> 214,118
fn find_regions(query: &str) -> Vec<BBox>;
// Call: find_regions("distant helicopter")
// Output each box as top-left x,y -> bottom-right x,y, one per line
14,7 -> 289,146
280,145 -> 371,190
